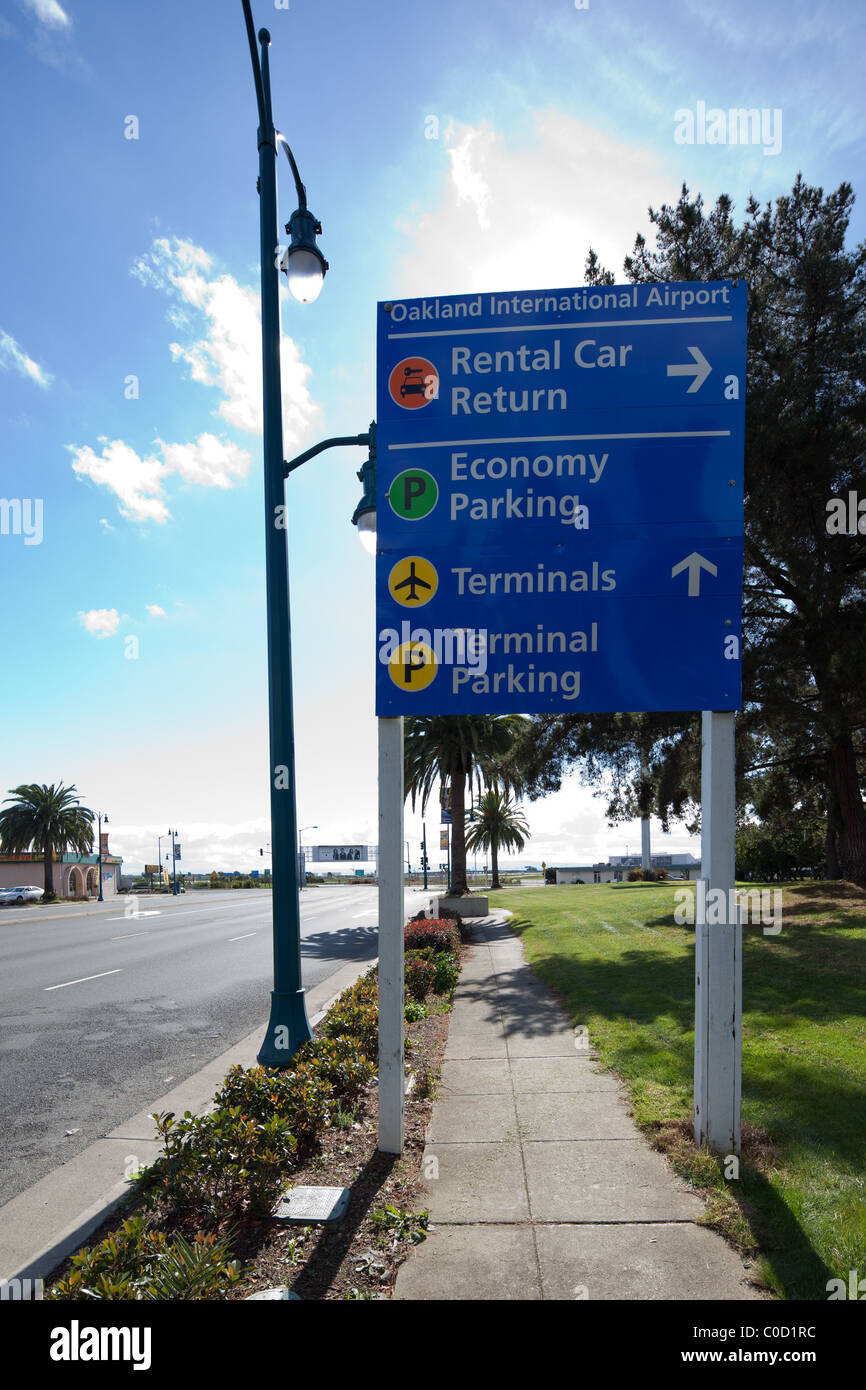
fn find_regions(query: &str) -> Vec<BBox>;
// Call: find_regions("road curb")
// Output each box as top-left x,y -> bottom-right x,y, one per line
0,954 -> 380,1287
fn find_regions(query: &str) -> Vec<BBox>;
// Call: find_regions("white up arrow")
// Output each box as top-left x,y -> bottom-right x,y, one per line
667,346 -> 711,393
671,551 -> 718,596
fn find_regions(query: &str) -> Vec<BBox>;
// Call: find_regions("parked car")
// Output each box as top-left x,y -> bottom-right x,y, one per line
0,884 -> 45,905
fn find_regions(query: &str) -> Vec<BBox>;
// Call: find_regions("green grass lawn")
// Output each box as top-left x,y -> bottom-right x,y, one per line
488,880 -> 866,1300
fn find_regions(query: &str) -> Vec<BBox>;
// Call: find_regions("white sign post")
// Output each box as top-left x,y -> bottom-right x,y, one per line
377,716 -> 405,1153
694,710 -> 742,1153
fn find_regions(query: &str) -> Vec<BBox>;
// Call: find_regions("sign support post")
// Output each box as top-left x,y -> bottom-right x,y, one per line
377,716 -> 405,1154
694,710 -> 742,1153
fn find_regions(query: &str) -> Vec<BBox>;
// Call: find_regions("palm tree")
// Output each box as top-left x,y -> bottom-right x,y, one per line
465,788 -> 530,889
403,715 -> 527,895
0,784 -> 94,902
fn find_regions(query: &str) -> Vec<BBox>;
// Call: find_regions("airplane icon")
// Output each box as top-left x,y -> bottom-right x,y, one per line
393,560 -> 433,603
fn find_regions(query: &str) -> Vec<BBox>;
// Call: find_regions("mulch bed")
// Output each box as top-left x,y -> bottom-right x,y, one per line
226,1001 -> 452,1300
43,953 -> 464,1301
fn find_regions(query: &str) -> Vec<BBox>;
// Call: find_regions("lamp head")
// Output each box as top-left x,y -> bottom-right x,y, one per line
282,207 -> 328,303
351,423 -> 377,554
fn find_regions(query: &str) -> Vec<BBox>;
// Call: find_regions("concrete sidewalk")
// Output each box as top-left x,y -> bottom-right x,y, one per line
394,916 -> 764,1301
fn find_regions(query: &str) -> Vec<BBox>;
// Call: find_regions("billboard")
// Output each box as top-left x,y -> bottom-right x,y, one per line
311,846 -> 375,862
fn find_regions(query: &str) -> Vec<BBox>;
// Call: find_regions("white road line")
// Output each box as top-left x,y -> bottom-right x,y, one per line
352,910 -> 378,917
228,932 -> 257,941
107,911 -> 161,921
45,969 -> 123,991
111,932 -> 152,940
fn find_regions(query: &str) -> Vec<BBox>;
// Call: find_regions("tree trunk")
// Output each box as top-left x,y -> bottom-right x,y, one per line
825,820 -> 840,880
829,730 -> 866,883
449,767 -> 469,895
490,839 -> 501,889
43,843 -> 56,901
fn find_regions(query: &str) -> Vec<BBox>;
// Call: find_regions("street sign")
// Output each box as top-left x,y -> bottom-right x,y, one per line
376,280 -> 746,715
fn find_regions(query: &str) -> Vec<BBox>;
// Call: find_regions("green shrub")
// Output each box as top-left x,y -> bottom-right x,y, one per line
403,996 -> 429,1022
404,952 -> 437,1001
47,1217 -> 241,1301
431,952 -> 460,996
627,869 -> 642,881
321,999 -> 379,1059
137,1107 -> 296,1224
214,1063 -> 332,1152
297,1035 -> 375,1103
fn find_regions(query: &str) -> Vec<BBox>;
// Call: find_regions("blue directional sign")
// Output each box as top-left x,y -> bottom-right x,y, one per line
375,280 -> 746,715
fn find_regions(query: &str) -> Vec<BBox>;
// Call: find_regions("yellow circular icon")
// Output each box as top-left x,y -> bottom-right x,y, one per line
387,642 -> 438,692
388,556 -> 438,608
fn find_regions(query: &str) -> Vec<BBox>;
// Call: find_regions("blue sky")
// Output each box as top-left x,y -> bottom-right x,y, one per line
0,0 -> 863,873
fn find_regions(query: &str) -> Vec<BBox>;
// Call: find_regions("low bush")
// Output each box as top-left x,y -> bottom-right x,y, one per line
137,1106 -> 297,1225
321,998 -> 379,1059
405,952 -> 437,1001
48,1218 -> 241,1301
296,1035 -> 375,1103
431,952 -> 460,996
404,917 -> 461,954
214,1062 -> 332,1152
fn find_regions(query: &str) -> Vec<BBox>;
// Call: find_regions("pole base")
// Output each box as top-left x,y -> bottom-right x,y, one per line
257,988 -> 314,1068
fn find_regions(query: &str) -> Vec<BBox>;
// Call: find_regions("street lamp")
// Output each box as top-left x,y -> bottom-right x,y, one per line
351,441 -> 377,555
242,3 -> 379,1067
96,812 -> 108,902
167,828 -> 180,896
298,825 -> 317,891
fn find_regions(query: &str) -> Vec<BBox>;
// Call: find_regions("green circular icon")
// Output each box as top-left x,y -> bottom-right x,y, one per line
387,468 -> 439,521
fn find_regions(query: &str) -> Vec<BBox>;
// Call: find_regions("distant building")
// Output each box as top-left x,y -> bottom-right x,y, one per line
0,849 -> 123,898
550,852 -> 701,885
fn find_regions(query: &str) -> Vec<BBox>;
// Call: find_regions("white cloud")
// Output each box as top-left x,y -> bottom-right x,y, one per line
0,328 -> 53,387
21,0 -> 71,29
78,608 -> 120,639
447,124 -> 494,230
70,437 -> 170,524
133,236 -> 319,445
146,604 -> 167,618
69,432 -> 251,523
394,111 -> 679,297
159,433 -> 250,490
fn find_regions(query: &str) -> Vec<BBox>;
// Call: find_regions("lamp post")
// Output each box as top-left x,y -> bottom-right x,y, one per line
96,812 -> 108,902
242,1 -> 327,1067
298,825 -> 317,891
242,1 -> 377,1068
167,828 -> 180,896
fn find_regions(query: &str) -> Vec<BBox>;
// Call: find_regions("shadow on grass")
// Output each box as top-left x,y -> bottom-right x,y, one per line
738,1166 -> 835,1300
502,913 -> 866,1301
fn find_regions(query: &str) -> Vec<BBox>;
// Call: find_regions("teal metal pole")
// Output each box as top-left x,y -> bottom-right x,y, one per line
249,18 -> 312,1065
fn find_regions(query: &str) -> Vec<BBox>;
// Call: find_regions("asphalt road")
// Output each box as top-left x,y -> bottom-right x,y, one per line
0,885 -> 431,1207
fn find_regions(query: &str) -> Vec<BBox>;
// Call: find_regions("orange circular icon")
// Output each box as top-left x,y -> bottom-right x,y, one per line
389,357 -> 439,410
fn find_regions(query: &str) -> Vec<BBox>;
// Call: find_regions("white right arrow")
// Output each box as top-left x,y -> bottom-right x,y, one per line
667,345 -> 712,393
671,551 -> 718,596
